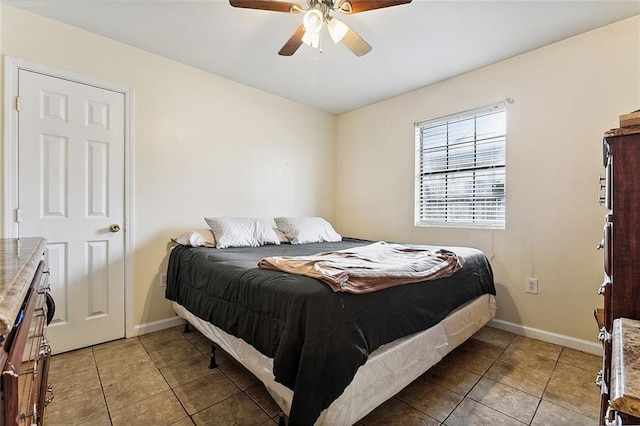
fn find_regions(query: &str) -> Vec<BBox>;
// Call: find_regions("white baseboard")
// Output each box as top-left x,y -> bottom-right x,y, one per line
488,319 -> 602,356
131,315 -> 185,337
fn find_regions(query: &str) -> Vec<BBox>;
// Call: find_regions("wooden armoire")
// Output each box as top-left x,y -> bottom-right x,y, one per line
598,124 -> 640,424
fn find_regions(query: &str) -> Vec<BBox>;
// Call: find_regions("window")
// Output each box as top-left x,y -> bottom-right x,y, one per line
415,103 -> 506,229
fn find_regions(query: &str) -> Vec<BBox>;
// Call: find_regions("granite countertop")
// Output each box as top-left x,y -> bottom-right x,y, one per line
0,238 -> 47,338
610,317 -> 640,417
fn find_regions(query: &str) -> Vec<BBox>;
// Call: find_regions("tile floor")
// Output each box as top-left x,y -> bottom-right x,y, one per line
45,325 -> 602,425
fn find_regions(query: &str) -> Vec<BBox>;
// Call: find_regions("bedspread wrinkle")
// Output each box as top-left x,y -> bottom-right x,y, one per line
258,241 -> 462,293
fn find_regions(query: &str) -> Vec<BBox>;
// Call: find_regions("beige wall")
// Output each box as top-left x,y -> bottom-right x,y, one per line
335,16 -> 640,341
0,5 -> 336,327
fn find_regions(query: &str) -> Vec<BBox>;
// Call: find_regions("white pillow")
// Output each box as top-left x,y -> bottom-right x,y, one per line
274,228 -> 290,244
172,229 -> 216,247
274,217 -> 342,245
205,217 -> 281,249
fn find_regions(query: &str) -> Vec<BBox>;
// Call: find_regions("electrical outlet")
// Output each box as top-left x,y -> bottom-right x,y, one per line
526,277 -> 538,294
160,273 -> 167,287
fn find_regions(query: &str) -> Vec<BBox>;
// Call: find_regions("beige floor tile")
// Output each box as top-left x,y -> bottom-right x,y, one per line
148,337 -> 203,369
210,346 -> 237,368
484,360 -> 550,397
532,400 -> 599,425
444,398 -> 526,426
396,377 -> 463,421
110,389 -> 187,426
473,326 -> 516,348
93,337 -> 140,353
174,370 -> 242,415
49,347 -> 96,374
543,362 -> 600,419
103,362 -> 170,411
219,359 -> 261,390
190,333 -> 215,356
94,338 -> 152,375
558,347 -> 602,371
98,354 -> 156,385
442,345 -> 496,375
140,327 -> 191,352
45,387 -> 108,426
457,337 -> 506,360
423,360 -> 481,396
498,346 -> 557,377
48,327 -> 607,426
191,393 -> 270,426
468,377 -> 539,424
49,363 -> 102,401
171,417 -> 196,426
246,385 -> 282,418
508,335 -> 563,361
78,412 -> 112,425
181,327 -> 205,343
159,353 -> 215,388
360,397 -> 440,426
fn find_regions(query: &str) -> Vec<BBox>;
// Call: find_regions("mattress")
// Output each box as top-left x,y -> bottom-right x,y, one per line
165,238 -> 496,424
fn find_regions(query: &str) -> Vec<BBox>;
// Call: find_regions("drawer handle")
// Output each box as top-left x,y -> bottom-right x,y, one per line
40,339 -> 51,356
599,175 -> 606,190
598,327 -> 611,343
597,282 -> 607,295
604,407 -> 617,426
45,383 -> 54,406
595,369 -> 603,387
37,286 -> 51,294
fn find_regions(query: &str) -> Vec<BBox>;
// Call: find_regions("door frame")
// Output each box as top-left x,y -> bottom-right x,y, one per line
3,56 -> 135,339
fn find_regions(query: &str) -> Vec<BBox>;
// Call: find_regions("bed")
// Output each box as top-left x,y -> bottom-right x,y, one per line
166,237 -> 496,425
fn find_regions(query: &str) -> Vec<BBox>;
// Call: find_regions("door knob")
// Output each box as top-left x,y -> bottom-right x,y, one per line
110,224 -> 121,233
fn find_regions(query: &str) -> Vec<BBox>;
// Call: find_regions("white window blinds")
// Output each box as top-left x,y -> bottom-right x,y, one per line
415,103 -> 506,229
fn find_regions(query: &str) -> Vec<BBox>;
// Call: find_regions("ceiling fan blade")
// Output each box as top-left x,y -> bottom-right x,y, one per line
230,0 -> 303,13
278,25 -> 306,56
341,27 -> 372,56
337,0 -> 411,14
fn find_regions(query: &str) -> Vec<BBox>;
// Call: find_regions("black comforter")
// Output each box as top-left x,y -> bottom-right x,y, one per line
166,238 -> 495,425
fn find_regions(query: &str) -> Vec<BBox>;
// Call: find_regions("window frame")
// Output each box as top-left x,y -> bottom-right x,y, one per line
414,102 -> 506,229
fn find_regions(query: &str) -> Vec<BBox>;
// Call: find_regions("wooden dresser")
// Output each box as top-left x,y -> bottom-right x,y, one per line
0,238 -> 52,425
598,125 -> 640,424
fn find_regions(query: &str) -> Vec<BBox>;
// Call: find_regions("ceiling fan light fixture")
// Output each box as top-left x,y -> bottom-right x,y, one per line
303,9 -> 324,34
327,17 -> 348,44
301,30 -> 320,48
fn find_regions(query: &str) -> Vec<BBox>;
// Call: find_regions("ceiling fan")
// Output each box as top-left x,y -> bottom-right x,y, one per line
229,0 -> 412,56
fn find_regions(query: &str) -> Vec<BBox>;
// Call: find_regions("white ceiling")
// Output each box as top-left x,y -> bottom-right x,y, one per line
4,0 -> 639,114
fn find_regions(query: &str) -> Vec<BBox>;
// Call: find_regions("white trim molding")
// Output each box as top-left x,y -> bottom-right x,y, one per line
132,316 -> 185,337
489,319 -> 602,356
2,55 -> 136,340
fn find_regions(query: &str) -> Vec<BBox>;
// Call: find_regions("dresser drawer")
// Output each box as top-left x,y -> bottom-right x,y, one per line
603,220 -> 612,277
2,260 -> 52,425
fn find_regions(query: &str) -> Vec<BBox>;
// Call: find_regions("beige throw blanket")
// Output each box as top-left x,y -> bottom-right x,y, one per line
258,241 -> 463,294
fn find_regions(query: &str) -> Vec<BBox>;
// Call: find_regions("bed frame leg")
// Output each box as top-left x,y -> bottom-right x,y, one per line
183,322 -> 191,333
278,412 -> 286,426
209,344 -> 218,369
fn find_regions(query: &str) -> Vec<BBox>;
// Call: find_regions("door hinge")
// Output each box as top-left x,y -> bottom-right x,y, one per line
15,96 -> 20,112
15,208 -> 22,223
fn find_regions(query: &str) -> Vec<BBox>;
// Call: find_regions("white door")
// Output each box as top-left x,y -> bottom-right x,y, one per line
17,70 -> 126,354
